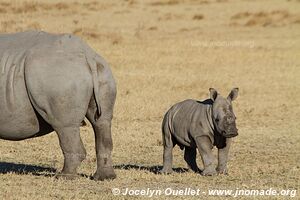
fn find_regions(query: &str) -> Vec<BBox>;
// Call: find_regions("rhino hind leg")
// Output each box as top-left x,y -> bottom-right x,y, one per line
86,83 -> 116,181
161,146 -> 174,174
92,120 -> 116,181
55,126 -> 86,180
184,147 -> 200,173
160,121 -> 174,174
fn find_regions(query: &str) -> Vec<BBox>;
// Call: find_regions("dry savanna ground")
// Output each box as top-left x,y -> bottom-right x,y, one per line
0,0 -> 299,199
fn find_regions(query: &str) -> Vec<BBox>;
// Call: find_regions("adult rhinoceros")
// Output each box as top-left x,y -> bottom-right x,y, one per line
0,31 -> 116,181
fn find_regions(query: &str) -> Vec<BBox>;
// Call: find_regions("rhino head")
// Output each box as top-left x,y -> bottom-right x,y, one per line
209,88 -> 239,138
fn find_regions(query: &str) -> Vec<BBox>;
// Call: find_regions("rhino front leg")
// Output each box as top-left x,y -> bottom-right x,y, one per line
56,126 -> 86,179
184,147 -> 199,173
194,136 -> 217,176
217,138 -> 232,175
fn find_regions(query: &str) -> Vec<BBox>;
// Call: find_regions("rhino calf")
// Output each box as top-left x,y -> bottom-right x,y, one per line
0,31 -> 116,181
161,88 -> 239,176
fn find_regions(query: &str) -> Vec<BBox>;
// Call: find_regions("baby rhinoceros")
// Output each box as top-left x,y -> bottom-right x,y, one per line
161,88 -> 239,176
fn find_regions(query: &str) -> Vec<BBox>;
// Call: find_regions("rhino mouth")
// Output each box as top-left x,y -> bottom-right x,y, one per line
222,131 -> 238,138
225,133 -> 238,138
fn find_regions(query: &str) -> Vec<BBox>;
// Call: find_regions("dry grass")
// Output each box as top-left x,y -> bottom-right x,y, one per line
192,14 -> 204,20
231,10 -> 300,27
0,0 -> 299,199
149,0 -> 180,6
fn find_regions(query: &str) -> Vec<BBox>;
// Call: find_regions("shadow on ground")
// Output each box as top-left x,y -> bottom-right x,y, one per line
0,162 -> 196,178
0,161 -> 93,179
0,161 -> 57,177
114,164 -> 192,174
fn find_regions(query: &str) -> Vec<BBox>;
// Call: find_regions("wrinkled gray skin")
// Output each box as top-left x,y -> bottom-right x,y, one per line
161,88 -> 239,176
0,31 -> 116,181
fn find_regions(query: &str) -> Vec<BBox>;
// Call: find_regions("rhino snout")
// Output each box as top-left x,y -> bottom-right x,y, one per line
223,126 -> 238,138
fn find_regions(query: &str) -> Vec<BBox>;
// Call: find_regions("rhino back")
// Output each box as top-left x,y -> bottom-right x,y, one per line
165,99 -> 214,147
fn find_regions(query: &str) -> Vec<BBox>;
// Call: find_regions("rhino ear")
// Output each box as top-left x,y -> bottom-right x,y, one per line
227,88 -> 239,102
209,88 -> 218,101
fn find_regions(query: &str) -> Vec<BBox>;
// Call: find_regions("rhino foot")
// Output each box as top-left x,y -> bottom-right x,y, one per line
93,167 -> 116,181
216,167 -> 228,175
160,168 -> 174,174
55,173 -> 80,180
201,167 -> 217,176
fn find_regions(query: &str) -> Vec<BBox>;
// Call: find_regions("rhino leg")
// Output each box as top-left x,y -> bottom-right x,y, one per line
161,146 -> 173,174
91,119 -> 116,181
160,120 -> 174,174
195,136 -> 217,176
216,138 -> 232,175
86,84 -> 116,181
55,126 -> 86,179
184,147 -> 199,173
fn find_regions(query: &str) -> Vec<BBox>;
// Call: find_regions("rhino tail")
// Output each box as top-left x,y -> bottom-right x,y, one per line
86,55 -> 101,119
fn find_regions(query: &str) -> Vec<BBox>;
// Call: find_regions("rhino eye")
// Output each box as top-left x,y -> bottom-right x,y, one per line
215,118 -> 219,123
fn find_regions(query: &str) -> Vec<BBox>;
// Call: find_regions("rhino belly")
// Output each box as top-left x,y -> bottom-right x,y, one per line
0,113 -> 40,141
0,54 -> 41,140
172,133 -> 196,148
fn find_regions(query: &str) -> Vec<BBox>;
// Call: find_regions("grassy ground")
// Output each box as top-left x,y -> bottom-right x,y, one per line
0,0 -> 299,199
